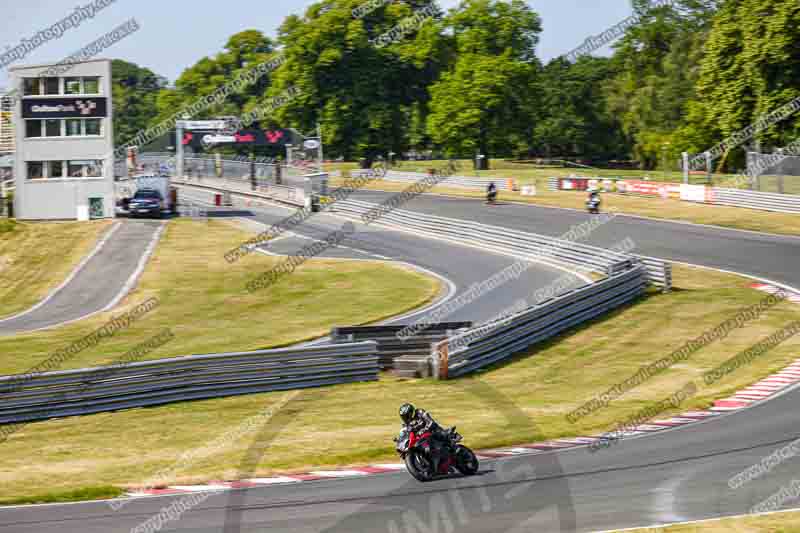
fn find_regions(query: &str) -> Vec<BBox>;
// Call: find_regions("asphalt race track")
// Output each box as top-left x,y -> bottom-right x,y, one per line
0,220 -> 163,336
348,190 -> 800,289
177,186 -> 588,323
4,372 -> 800,532
2,190 -> 799,532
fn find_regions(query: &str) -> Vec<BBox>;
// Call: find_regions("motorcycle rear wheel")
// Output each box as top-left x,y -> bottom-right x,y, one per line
405,452 -> 435,482
455,445 -> 479,475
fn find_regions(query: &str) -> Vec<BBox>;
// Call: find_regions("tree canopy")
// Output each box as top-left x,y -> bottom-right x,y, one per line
112,0 -> 800,171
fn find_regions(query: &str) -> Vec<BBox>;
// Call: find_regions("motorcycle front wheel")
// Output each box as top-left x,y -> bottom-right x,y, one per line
404,452 -> 435,482
455,445 -> 479,475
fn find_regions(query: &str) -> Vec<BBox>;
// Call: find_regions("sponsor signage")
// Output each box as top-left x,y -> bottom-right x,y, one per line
22,97 -> 107,119
621,180 -> 681,199
263,129 -> 288,145
188,128 -> 293,148
559,177 -> 589,191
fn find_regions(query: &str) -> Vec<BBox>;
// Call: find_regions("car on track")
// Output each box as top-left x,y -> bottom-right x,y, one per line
127,188 -> 166,218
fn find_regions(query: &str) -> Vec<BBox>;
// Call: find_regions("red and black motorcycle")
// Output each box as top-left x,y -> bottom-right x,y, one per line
394,426 -> 479,482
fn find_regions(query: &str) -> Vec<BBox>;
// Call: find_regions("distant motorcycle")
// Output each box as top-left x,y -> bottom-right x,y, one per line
486,190 -> 498,205
394,426 -> 479,482
586,194 -> 601,214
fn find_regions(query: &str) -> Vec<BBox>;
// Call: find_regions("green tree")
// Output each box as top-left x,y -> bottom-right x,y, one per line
267,0 -> 448,164
604,0 -> 719,168
680,0 -> 800,171
111,60 -> 168,148
154,30 -> 277,124
534,56 -> 627,161
426,0 -> 542,166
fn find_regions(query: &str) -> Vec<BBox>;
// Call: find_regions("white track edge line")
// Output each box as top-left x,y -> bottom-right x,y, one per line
0,221 -> 122,324
0,222 -> 166,335
102,222 -> 166,312
592,504 -> 800,532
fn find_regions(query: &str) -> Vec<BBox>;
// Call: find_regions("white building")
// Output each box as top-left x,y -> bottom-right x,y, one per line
10,58 -> 115,220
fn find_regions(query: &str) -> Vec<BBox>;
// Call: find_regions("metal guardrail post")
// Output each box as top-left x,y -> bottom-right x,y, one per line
250,152 -> 256,191
437,341 -> 449,380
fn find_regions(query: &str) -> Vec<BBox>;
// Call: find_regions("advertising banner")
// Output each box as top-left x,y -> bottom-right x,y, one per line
559,177 -> 589,191
588,178 -> 617,192
22,97 -> 108,119
186,128 -> 293,149
621,180 -> 681,199
680,184 -> 711,203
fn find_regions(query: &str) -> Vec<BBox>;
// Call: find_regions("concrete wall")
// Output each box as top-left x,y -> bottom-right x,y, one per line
11,59 -> 115,220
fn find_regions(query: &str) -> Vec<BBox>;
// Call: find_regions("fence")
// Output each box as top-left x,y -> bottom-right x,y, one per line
435,267 -> 648,378
327,199 -> 667,378
636,256 -> 672,291
332,200 -> 674,287
746,151 -> 800,195
0,342 -> 378,425
172,174 -> 308,208
132,152 -> 311,189
353,169 -> 515,191
117,153 -> 328,209
711,187 -> 800,214
331,323 -> 472,377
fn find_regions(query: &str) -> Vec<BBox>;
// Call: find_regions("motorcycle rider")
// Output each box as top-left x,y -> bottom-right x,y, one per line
399,403 -> 450,471
587,189 -> 601,213
486,181 -> 498,203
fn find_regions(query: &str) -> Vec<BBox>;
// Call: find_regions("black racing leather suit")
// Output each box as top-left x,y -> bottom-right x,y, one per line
404,408 -> 442,435
404,409 -> 450,468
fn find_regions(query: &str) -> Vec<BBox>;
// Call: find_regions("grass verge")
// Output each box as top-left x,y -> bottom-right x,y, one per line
326,161 -> 800,237
0,218 -> 442,375
0,486 -> 124,506
617,510 -> 800,532
0,264 -> 797,502
0,220 -> 111,319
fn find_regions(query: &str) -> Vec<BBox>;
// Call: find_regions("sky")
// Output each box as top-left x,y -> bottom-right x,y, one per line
0,0 -> 634,88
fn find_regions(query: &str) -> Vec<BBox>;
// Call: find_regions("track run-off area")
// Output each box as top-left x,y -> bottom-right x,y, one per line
2,187 -> 800,533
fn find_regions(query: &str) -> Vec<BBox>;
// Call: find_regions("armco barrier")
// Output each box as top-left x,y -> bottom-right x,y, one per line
331,323 -> 472,376
0,342 -> 378,425
173,175 -> 307,208
636,256 -> 672,291
137,172 -> 672,288
435,267 -> 648,378
711,187 -> 800,214
332,200 -> 675,286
